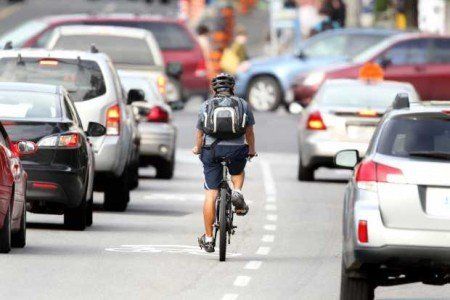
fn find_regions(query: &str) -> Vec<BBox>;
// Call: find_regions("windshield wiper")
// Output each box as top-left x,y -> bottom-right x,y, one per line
408,151 -> 450,160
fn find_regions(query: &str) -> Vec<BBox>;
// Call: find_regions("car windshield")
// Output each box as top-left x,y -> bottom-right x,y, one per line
120,76 -> 164,104
377,113 -> 450,160
0,90 -> 60,119
316,83 -> 418,108
0,58 -> 106,102
0,20 -> 48,48
83,21 -> 194,51
51,34 -> 156,65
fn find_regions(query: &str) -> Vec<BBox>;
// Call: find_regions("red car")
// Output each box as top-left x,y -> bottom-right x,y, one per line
0,14 -> 209,99
0,122 -> 34,253
292,33 -> 450,106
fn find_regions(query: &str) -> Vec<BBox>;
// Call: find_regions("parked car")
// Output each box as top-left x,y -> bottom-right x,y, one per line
335,94 -> 450,299
234,28 -> 398,111
45,25 -> 182,103
120,74 -> 177,179
0,82 -> 104,230
298,77 -> 419,181
292,33 -> 450,105
0,49 -> 137,211
0,120 -> 30,252
0,14 -> 208,100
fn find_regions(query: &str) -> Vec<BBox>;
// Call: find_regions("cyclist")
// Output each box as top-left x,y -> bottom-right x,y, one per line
193,73 -> 256,253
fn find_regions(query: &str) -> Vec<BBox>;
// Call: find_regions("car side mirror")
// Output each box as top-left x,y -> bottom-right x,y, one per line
169,100 -> 185,111
167,61 -> 183,78
335,150 -> 359,169
127,89 -> 145,105
16,141 -> 37,156
86,122 -> 106,137
379,57 -> 392,68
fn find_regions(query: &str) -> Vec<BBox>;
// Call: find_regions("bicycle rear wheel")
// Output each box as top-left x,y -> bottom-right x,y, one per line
219,188 -> 228,261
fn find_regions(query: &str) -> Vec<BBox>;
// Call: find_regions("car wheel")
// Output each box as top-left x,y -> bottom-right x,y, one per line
0,206 -> 11,253
128,162 -> 139,190
11,204 -> 26,248
298,154 -> 314,181
104,169 -> 130,212
64,197 -> 87,231
340,260 -> 375,300
156,155 -> 175,180
85,194 -> 93,227
247,76 -> 282,112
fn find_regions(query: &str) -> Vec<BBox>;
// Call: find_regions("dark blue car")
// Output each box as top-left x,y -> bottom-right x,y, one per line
234,28 -> 399,111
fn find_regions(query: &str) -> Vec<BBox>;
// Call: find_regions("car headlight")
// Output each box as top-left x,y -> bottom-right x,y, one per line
303,71 -> 325,86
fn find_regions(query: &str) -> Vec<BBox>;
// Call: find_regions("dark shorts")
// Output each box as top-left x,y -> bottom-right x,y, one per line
200,145 -> 249,190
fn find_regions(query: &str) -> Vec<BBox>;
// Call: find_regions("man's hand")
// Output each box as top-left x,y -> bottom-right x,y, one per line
192,146 -> 201,155
248,148 -> 257,157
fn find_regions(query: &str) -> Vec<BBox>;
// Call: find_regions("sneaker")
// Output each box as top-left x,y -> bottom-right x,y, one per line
198,234 -> 215,253
231,190 -> 249,216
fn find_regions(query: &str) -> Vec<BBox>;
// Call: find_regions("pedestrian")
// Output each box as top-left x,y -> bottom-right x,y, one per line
323,0 -> 347,27
310,6 -> 340,36
196,24 -> 214,79
220,27 -> 249,75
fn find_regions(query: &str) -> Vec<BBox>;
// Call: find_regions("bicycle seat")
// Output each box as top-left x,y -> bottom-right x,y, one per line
216,156 -> 232,164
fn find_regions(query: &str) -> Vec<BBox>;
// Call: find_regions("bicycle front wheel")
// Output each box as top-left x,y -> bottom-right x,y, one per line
219,188 -> 228,262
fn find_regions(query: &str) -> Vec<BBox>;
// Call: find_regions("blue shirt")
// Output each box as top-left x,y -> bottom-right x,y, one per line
197,96 -> 255,146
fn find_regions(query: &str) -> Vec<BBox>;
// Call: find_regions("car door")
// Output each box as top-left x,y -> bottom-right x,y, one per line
0,128 -> 13,220
374,38 -> 432,99
424,38 -> 450,100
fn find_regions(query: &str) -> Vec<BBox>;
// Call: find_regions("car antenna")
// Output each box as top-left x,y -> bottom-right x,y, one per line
3,41 -> 13,50
17,54 -> 25,65
90,44 -> 99,53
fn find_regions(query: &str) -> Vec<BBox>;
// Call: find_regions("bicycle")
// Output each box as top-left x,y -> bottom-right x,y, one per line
214,155 -> 255,262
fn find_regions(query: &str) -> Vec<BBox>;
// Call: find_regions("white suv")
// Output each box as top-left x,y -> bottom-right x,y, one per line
0,49 -> 138,211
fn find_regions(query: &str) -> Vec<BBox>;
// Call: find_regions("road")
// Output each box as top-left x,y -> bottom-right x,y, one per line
0,1 -> 450,299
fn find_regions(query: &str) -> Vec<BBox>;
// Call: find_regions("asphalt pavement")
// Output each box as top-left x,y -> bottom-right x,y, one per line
1,1 -> 450,299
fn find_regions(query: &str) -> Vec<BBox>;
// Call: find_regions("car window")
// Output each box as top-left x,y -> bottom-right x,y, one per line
34,28 -> 55,48
377,113 -> 450,158
51,34 -> 156,65
0,58 -> 106,102
0,90 -> 61,119
0,20 -> 48,48
346,34 -> 390,58
430,38 -> 450,63
378,39 -> 429,65
303,34 -> 348,57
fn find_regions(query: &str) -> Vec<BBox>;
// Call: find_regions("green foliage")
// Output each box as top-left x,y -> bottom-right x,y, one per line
375,0 -> 389,12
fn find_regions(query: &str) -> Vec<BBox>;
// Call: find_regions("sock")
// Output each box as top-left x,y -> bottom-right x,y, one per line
233,189 -> 242,194
205,236 -> 213,243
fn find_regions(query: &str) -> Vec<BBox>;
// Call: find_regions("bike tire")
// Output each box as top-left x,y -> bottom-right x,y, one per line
219,188 -> 228,262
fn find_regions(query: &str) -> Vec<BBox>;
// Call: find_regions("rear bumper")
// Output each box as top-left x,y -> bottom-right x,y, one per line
139,123 -> 176,161
25,166 -> 85,208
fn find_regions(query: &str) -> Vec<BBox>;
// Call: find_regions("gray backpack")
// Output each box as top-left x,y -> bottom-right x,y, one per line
201,96 -> 248,140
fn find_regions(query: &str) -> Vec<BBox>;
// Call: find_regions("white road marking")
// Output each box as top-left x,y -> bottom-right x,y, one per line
265,204 -> 277,211
222,294 -> 239,300
262,235 -> 275,243
260,160 -> 276,198
264,224 -> 277,231
256,246 -> 271,255
244,260 -> 262,270
233,276 -> 251,287
266,195 -> 276,203
104,245 -> 242,257
266,214 -> 278,221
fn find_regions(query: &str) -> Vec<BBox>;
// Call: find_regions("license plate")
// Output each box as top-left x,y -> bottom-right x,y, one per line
426,188 -> 450,217
346,126 -> 375,140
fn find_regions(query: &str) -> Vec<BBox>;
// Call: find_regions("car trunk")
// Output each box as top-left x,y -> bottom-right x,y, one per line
375,154 -> 450,231
117,65 -> 165,93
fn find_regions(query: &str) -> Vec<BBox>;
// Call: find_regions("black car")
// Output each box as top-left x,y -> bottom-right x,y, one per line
0,82 -> 106,230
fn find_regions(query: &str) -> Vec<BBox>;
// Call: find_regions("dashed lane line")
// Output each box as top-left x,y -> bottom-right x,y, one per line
264,224 -> 277,231
244,261 -> 262,270
222,294 -> 239,300
256,246 -> 271,255
233,276 -> 251,287
262,235 -> 275,243
265,204 -> 277,211
266,214 -> 278,221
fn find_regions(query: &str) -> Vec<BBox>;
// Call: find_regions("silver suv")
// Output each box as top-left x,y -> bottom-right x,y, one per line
335,94 -> 450,299
0,49 -> 137,211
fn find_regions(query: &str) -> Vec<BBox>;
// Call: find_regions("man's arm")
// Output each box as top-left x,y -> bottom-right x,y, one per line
245,125 -> 256,156
192,129 -> 204,155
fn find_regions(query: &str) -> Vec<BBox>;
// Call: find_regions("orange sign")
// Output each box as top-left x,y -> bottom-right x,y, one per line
359,63 -> 384,81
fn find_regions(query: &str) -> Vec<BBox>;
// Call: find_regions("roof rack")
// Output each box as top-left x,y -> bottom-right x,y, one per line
3,41 -> 13,50
392,93 -> 410,109
90,44 -> 99,53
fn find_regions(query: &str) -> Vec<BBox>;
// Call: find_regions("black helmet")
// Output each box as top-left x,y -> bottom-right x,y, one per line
212,73 -> 235,92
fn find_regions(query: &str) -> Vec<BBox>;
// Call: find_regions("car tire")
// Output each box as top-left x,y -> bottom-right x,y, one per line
128,162 -> 139,190
0,206 -> 11,253
104,169 -> 130,212
11,204 -> 26,248
85,194 -> 93,227
247,76 -> 282,112
64,197 -> 87,231
298,155 -> 314,181
340,261 -> 375,300
156,155 -> 175,180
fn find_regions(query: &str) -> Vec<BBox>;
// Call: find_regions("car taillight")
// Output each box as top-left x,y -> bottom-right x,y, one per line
157,75 -> 167,96
147,106 -> 169,123
32,182 -> 58,190
106,105 -> 121,135
195,59 -> 207,77
358,109 -> 378,117
358,220 -> 369,243
355,160 -> 405,191
306,111 -> 326,130
37,133 -> 80,148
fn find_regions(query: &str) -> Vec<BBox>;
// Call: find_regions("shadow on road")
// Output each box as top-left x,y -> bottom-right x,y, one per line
27,222 -> 66,230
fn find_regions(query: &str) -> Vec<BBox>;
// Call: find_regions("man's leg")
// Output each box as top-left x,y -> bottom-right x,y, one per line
231,171 -> 245,190
203,189 -> 218,237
